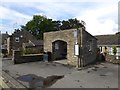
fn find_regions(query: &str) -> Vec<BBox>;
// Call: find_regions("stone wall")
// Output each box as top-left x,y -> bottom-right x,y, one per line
12,50 -> 43,64
106,54 -> 120,62
81,30 -> 97,66
44,29 -> 78,66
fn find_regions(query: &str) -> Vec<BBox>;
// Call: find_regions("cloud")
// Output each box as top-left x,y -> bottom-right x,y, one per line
34,2 -> 80,20
76,2 -> 118,35
0,24 -> 13,34
0,6 -> 31,20
0,5 -> 32,34
0,0 -> 119,35
1,0 -> 119,3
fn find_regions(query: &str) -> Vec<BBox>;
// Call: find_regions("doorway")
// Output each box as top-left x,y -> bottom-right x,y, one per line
52,40 -> 67,60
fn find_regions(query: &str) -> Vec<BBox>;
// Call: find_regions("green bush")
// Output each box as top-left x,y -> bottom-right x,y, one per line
23,48 -> 43,55
112,46 -> 117,55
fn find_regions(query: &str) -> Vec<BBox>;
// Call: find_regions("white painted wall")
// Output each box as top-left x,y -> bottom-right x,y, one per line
98,46 -> 120,56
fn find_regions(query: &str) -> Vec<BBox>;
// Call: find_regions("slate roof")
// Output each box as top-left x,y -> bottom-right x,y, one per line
23,43 -> 34,47
95,35 -> 120,45
12,30 -> 36,40
23,40 -> 43,48
30,40 -> 43,46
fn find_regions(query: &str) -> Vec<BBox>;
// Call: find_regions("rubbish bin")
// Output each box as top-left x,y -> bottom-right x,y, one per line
43,52 -> 48,62
47,52 -> 52,61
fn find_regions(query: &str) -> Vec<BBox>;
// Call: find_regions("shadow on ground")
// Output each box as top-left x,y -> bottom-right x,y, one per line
17,74 -> 64,88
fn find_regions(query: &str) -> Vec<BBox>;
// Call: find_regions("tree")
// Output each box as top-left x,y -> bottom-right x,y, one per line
68,18 -> 85,29
52,20 -> 61,31
112,46 -> 117,55
60,18 -> 85,30
61,20 -> 70,30
21,15 -> 55,39
115,32 -> 120,36
20,15 -> 86,40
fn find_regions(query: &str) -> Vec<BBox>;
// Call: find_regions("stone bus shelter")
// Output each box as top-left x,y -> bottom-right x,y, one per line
44,29 -> 97,67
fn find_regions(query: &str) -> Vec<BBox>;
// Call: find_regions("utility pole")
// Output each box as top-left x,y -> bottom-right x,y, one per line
74,19 -> 85,68
74,29 -> 79,68
74,20 -> 80,68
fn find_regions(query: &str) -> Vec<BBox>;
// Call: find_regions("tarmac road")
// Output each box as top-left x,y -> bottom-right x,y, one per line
2,58 -> 119,88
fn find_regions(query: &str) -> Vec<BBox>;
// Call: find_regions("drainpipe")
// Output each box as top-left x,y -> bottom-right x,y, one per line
80,28 -> 83,67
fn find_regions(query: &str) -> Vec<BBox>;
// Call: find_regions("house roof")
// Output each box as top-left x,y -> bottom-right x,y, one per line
23,43 -> 34,47
30,40 -> 43,46
11,30 -> 36,40
23,40 -> 43,48
95,35 -> 120,45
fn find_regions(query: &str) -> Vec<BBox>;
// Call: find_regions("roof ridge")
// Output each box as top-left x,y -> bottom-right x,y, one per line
95,34 -> 114,36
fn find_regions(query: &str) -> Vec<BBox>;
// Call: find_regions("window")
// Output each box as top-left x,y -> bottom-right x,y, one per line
55,43 -> 59,50
15,37 -> 19,42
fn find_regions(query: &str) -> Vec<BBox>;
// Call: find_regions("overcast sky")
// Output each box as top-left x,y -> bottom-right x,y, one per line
0,0 -> 119,35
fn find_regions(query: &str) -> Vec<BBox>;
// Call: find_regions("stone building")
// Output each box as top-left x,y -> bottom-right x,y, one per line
1,32 -> 9,49
44,28 -> 97,67
1,32 -> 9,56
7,30 -> 36,55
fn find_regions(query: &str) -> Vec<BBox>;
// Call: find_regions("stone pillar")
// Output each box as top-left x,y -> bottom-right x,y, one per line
7,37 -> 12,55
12,50 -> 21,64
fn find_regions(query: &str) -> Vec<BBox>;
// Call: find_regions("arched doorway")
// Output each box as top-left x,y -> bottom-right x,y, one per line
52,40 -> 67,60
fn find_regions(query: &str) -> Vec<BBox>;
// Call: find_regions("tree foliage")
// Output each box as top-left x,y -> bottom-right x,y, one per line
112,46 -> 117,55
115,32 -> 120,36
21,15 -> 85,40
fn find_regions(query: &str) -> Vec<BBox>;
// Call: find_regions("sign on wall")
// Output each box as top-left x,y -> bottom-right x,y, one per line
74,44 -> 79,56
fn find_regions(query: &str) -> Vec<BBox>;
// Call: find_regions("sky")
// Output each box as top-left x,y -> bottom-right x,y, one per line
0,0 -> 119,35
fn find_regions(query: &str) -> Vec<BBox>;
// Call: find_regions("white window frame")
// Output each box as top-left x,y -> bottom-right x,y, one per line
55,43 -> 59,50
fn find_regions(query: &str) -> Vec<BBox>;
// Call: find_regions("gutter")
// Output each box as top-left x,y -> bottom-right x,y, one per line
97,45 -> 120,47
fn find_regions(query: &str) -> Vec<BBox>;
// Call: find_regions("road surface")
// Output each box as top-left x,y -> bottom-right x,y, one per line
1,58 -> 119,88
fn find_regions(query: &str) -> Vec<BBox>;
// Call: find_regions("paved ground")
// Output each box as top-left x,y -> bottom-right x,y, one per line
1,58 -> 119,88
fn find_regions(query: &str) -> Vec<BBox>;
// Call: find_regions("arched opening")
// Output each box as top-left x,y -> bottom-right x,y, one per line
52,40 -> 67,60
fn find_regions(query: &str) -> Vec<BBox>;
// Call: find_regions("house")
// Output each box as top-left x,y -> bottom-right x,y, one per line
7,30 -> 36,55
23,40 -> 43,54
1,32 -> 9,49
95,34 -> 120,56
44,28 -> 97,67
1,32 -> 9,56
